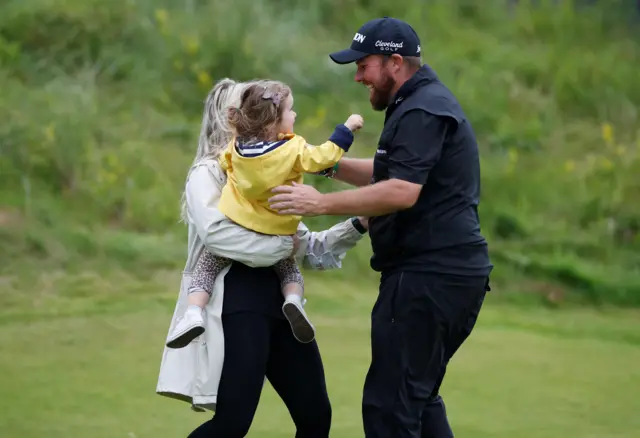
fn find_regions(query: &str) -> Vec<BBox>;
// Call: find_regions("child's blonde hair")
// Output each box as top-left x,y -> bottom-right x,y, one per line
228,80 -> 291,143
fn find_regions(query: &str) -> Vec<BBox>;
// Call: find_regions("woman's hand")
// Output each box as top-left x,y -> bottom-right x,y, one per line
356,216 -> 369,230
291,234 -> 301,257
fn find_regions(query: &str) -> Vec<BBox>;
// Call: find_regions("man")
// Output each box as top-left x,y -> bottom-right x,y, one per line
269,17 -> 493,438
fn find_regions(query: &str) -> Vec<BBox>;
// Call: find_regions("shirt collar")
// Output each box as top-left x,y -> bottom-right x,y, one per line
386,64 -> 438,116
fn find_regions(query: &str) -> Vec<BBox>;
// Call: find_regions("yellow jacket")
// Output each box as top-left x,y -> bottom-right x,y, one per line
218,126 -> 353,235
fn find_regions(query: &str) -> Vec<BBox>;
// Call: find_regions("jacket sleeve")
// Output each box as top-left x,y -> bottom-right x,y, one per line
295,218 -> 365,270
294,125 -> 354,173
186,163 -> 294,267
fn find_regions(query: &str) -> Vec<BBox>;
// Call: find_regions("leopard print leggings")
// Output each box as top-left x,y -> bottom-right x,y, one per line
188,249 -> 304,296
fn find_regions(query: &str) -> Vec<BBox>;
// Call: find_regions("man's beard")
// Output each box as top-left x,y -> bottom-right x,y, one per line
370,73 -> 396,111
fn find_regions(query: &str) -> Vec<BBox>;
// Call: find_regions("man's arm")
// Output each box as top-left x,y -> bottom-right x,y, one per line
318,178 -> 420,216
320,111 -> 448,215
333,157 -> 374,187
269,110 -> 449,217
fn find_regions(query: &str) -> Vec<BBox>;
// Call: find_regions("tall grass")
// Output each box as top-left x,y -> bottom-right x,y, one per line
1,0 -> 639,305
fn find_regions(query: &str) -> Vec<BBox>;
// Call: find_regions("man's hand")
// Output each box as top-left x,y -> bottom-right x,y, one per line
269,182 -> 327,216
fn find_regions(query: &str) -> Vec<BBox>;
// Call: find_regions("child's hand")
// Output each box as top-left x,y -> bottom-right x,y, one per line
344,114 -> 364,132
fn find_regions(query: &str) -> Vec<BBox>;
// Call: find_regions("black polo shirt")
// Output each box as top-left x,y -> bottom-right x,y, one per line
368,65 -> 492,277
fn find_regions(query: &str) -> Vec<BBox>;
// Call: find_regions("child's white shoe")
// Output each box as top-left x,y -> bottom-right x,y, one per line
282,297 -> 315,344
166,307 -> 205,349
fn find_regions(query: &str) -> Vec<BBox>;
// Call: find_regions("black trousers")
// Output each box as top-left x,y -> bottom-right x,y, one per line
188,312 -> 332,438
362,271 -> 488,438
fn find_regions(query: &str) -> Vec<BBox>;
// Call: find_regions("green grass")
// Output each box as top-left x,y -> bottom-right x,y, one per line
0,274 -> 639,438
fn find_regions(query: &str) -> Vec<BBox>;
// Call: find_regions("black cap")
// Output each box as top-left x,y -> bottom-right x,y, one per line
329,17 -> 421,65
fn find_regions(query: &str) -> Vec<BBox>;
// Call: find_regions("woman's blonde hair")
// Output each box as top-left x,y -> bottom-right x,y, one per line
180,78 -> 249,222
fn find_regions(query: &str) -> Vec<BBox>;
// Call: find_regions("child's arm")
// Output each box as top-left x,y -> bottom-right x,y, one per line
294,114 -> 363,173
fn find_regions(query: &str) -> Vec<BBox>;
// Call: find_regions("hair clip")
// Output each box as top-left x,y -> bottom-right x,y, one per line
262,87 -> 281,106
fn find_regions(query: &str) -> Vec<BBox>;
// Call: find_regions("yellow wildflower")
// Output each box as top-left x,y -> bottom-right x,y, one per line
44,123 -> 55,142
242,38 -> 252,56
197,71 -> 212,88
154,9 -> 168,25
182,36 -> 200,55
564,160 -> 575,173
601,122 -> 614,145
599,157 -> 613,170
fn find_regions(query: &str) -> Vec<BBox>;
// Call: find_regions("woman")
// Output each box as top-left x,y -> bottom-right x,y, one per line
156,78 -> 368,437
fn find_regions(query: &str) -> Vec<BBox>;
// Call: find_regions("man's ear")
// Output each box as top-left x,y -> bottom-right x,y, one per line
388,53 -> 404,73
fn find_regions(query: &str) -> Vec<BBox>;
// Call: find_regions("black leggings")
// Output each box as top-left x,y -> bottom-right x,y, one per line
187,312 -> 332,438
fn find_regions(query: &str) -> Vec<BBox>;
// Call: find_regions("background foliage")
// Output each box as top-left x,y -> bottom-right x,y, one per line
1,0 -> 639,306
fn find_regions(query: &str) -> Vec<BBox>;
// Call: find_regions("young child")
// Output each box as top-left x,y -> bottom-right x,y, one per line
166,80 -> 363,349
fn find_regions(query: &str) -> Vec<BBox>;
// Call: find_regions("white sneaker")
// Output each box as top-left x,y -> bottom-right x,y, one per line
166,309 -> 205,349
282,300 -> 316,344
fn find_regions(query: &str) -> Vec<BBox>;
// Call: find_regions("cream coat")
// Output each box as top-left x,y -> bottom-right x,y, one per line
156,159 -> 365,412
